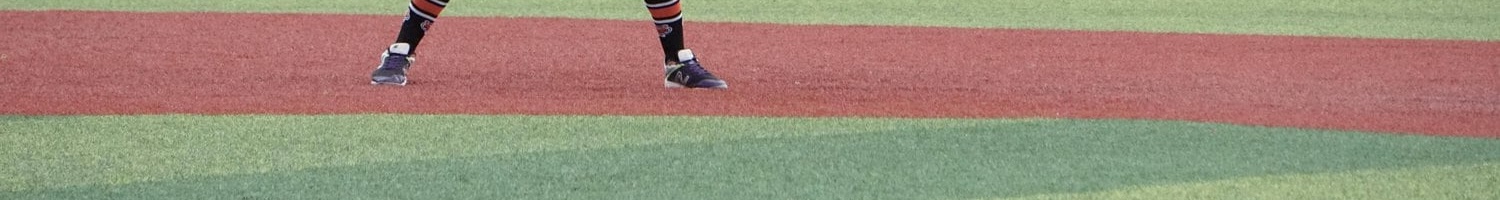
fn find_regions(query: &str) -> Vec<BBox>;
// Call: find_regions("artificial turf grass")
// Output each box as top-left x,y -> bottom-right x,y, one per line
0,115 -> 1027,191
1006,163 -> 1500,200
3,115 -> 1498,199
5,0 -> 1498,40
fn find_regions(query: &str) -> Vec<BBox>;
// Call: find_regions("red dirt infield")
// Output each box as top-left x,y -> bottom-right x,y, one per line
3,11 -> 1498,137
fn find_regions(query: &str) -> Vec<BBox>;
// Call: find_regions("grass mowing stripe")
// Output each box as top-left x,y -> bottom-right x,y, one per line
3,0 -> 1498,40
0,115 -> 1030,191
1003,163 -> 1500,200
4,115 -> 1499,199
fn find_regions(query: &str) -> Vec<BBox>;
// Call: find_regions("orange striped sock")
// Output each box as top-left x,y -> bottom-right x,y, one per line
646,0 -> 683,24
408,0 -> 448,20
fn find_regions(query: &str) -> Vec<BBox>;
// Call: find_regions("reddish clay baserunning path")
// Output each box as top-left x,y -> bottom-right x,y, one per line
3,11 -> 1498,137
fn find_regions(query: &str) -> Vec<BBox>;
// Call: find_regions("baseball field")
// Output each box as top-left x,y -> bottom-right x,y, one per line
3,0 -> 1499,199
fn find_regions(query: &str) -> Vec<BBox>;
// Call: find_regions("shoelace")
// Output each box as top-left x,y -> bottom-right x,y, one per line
380,55 -> 410,70
680,61 -> 715,78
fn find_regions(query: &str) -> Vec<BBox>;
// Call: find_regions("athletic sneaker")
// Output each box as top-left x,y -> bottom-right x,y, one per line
371,43 -> 415,86
664,49 -> 727,89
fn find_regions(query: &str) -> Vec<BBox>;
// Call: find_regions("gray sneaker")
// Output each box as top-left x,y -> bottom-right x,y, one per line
663,49 -> 727,89
371,43 -> 415,86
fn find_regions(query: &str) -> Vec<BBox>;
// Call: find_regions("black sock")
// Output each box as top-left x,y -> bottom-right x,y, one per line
394,0 -> 449,55
645,0 -> 686,62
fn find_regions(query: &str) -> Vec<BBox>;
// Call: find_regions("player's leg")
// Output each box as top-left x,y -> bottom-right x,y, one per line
645,0 -> 687,62
372,0 -> 451,86
644,0 -> 727,89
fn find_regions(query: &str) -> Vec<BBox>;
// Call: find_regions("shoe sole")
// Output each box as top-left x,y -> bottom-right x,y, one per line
371,80 -> 408,86
664,80 -> 727,89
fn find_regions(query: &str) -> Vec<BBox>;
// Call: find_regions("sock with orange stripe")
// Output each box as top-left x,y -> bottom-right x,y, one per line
645,0 -> 686,62
393,0 -> 449,56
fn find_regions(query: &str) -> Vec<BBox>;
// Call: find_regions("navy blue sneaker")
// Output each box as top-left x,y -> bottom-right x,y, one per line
664,49 -> 727,89
371,43 -> 414,86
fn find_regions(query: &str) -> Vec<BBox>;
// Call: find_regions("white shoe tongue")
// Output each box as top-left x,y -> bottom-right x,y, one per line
388,43 -> 412,55
676,49 -> 695,62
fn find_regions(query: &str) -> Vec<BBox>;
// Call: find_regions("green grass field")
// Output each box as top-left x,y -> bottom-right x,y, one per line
4,0 -> 1499,199
5,116 -> 1499,199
